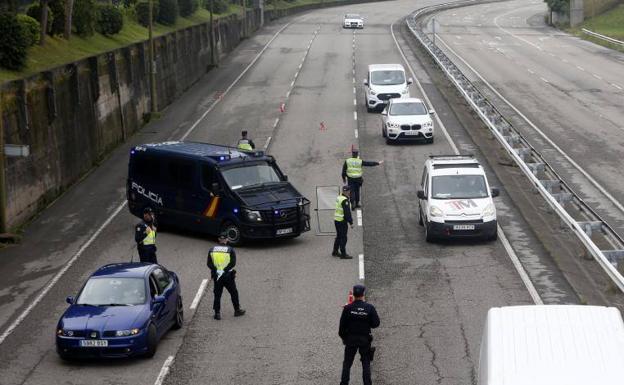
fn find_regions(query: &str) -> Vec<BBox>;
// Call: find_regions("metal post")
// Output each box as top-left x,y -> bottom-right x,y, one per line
432,17 -> 436,46
209,0 -> 217,67
241,0 -> 247,37
148,0 -> 158,114
0,105 -> 6,233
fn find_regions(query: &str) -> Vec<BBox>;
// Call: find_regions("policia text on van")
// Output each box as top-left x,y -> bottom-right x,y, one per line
127,142 -> 311,244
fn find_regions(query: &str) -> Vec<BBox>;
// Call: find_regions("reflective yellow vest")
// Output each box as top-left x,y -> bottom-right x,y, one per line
210,246 -> 231,271
237,139 -> 253,151
334,195 -> 348,222
143,226 -> 156,245
346,157 -> 363,178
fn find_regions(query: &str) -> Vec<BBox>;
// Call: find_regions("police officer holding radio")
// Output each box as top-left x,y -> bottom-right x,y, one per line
207,235 -> 246,320
135,207 -> 158,264
341,148 -> 383,209
339,284 -> 380,385
333,186 -> 354,259
237,130 -> 256,151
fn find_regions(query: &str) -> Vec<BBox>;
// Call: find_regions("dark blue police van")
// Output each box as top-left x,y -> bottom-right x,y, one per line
127,141 -> 310,244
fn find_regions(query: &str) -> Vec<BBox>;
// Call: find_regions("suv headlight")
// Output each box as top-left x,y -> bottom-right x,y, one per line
430,206 -> 444,217
386,121 -> 400,128
482,203 -> 495,217
402,88 -> 409,95
423,121 -> 433,128
115,329 -> 140,337
244,209 -> 262,222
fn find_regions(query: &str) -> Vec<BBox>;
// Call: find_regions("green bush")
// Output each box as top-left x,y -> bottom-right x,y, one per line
0,12 -> 28,70
16,14 -> 41,46
157,0 -> 178,25
96,4 -> 124,35
73,0 -> 96,36
26,3 -> 54,34
546,0 -> 569,13
48,0 -> 65,35
204,0 -> 229,14
135,1 -> 158,27
178,0 -> 197,17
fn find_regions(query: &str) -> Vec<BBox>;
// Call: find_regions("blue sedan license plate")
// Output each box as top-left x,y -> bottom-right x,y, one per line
80,340 -> 108,347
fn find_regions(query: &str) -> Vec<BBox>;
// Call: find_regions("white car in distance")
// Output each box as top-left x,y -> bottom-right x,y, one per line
343,13 -> 364,29
381,98 -> 434,143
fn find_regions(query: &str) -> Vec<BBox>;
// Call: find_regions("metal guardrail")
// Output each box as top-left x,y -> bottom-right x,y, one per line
582,28 -> 624,46
406,1 -> 624,293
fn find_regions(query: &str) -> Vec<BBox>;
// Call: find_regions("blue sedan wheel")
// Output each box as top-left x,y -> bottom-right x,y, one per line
173,297 -> 184,330
145,324 -> 158,358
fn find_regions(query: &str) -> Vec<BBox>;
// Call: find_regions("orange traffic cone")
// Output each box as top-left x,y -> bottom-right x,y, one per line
344,290 -> 354,307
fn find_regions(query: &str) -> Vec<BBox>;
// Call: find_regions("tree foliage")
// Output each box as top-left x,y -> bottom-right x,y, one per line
135,0 -> 158,27
157,0 -> 177,25
17,13 -> 41,46
26,2 -> 53,34
0,12 -> 29,70
178,0 -> 197,17
48,0 -> 65,35
96,4 -> 123,35
545,0 -> 569,14
72,0 -> 96,36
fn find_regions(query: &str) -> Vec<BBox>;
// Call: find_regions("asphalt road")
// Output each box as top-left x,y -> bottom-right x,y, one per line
0,1 -> 586,384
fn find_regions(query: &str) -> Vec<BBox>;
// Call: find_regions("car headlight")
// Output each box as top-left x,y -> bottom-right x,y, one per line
370,90 -> 376,96
386,121 -> 400,128
57,329 -> 74,337
402,88 -> 409,94
423,121 -> 433,128
244,209 -> 262,222
482,203 -> 495,217
430,206 -> 444,217
115,328 -> 140,337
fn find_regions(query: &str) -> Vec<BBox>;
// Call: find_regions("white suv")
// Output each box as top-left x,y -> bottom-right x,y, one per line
343,14 -> 363,29
381,98 -> 434,143
417,155 -> 499,242
364,64 -> 412,112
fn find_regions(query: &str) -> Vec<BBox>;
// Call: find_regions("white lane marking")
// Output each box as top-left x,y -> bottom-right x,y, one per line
273,118 -> 280,128
358,254 -> 365,280
286,90 -> 291,98
154,355 -> 175,385
391,22 -> 541,304
294,71 -> 299,78
353,77 -> 355,83
290,80 -> 295,87
493,7 -> 543,51
190,279 -> 209,310
540,77 -> 549,83
435,35 -> 624,215
264,136 -> 272,150
577,65 -> 585,71
562,58 -> 568,63
527,68 -> 535,74
354,128 -> 359,138
353,99 -> 357,106
592,73 -> 602,80
353,87 -> 356,94
0,202 -> 127,345
298,63 -> 302,69
0,22 -> 294,347
612,83 -> 623,90
353,69 -> 356,75
356,209 -> 362,226
353,111 -> 357,120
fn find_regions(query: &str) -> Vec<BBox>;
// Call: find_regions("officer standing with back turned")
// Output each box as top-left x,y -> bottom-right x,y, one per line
207,235 -> 246,320
333,186 -> 354,259
135,207 -> 158,264
339,284 -> 380,385
237,130 -> 256,151
341,148 -> 383,209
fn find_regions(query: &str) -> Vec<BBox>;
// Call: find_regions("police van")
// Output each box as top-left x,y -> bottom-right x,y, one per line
417,155 -> 499,242
127,141 -> 310,244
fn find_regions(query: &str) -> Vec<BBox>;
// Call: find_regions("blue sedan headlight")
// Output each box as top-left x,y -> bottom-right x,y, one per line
57,329 -> 74,337
115,328 -> 140,337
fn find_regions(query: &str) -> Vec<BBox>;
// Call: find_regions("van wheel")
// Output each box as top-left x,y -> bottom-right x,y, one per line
221,222 -> 242,245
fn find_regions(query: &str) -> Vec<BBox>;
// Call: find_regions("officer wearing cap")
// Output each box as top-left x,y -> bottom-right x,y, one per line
207,235 -> 246,320
333,186 -> 354,259
135,207 -> 158,264
237,130 -> 256,151
339,284 -> 380,385
341,148 -> 383,209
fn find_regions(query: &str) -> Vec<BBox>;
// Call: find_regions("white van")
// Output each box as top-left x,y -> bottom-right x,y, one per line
480,305 -> 624,385
364,64 -> 412,112
417,155 -> 499,242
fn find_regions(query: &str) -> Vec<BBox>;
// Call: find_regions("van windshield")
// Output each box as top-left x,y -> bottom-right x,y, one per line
431,175 -> 488,199
222,163 -> 282,190
371,70 -> 405,86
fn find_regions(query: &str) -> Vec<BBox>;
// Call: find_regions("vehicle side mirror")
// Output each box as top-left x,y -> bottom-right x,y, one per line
363,79 -> 368,86
428,109 -> 435,115
381,109 -> 387,116
211,182 -> 221,193
491,188 -> 500,198
153,295 -> 166,304
283,175 -> 288,181
66,296 -> 74,304
407,77 -> 413,85
417,190 -> 426,200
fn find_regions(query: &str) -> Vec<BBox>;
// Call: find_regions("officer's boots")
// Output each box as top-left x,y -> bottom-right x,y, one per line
234,309 -> 246,317
214,312 -> 221,320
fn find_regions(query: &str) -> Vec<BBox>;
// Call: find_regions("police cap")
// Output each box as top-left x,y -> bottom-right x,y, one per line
353,284 -> 366,297
143,207 -> 154,214
342,185 -> 351,192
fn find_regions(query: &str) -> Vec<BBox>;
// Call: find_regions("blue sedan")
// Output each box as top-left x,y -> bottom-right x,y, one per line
56,263 -> 183,359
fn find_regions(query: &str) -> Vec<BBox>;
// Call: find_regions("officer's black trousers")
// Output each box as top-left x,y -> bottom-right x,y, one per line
340,344 -> 372,385
333,221 -> 349,256
213,275 -> 240,313
347,177 -> 362,207
138,245 -> 158,264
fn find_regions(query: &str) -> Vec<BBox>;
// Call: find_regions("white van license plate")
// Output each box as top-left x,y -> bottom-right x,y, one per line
453,224 -> 475,230
276,228 -> 293,235
80,340 -> 108,347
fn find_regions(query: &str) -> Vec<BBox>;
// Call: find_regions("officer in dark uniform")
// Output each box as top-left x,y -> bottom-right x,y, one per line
339,284 -> 380,385
207,235 -> 246,320
341,148 -> 383,209
333,186 -> 354,259
135,207 -> 157,264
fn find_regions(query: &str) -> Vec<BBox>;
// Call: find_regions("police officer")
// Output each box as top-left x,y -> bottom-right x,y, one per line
341,148 -> 383,209
237,130 -> 256,151
207,235 -> 246,320
333,186 -> 354,259
135,207 -> 157,264
339,284 -> 380,385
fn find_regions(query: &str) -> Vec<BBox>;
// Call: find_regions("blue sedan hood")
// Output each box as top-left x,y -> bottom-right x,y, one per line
60,304 -> 149,332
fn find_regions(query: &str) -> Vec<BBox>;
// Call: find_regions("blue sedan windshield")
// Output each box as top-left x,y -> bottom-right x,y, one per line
77,278 -> 146,306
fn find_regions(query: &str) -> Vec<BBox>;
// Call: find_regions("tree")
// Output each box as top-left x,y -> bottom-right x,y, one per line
39,0 -> 50,45
64,0 -> 74,39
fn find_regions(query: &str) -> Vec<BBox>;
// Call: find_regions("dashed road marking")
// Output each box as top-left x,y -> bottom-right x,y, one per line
353,99 -> 357,106
353,111 -> 357,120
540,77 -> 549,83
273,118 -> 280,128
264,136 -> 272,150
577,65 -> 585,71
354,128 -> 359,138
190,279 -> 209,310
527,68 -> 535,74
356,209 -> 362,226
290,80 -> 295,87
358,254 -> 365,280
154,356 -> 175,385
353,87 -> 356,94
286,90 -> 291,98
612,83 -> 623,90
592,73 -> 602,80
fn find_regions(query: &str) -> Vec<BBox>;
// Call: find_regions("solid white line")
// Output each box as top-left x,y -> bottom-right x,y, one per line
356,209 -> 362,226
392,22 -> 541,304
353,111 -> 357,120
0,22 -> 293,347
354,128 -> 359,138
358,254 -> 365,280
273,118 -> 280,128
189,279 -> 209,310
154,355 -> 175,385
264,136 -> 272,150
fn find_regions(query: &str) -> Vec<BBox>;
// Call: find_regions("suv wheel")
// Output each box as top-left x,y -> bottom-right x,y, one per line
382,125 -> 387,138
221,221 -> 242,245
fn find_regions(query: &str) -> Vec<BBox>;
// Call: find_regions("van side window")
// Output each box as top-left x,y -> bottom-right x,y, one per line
166,160 -> 194,189
133,155 -> 160,183
201,165 -> 217,191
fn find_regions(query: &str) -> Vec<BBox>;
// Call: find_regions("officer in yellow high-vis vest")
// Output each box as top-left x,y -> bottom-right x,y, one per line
333,186 -> 354,259
237,130 -> 256,151
341,148 -> 383,209
135,207 -> 158,264
207,235 -> 246,320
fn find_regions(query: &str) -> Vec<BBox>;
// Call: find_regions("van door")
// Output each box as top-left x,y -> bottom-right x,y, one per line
161,158 -> 199,230
198,163 -> 222,234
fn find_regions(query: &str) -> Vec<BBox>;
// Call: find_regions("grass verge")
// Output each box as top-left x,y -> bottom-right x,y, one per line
569,4 -> 624,53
